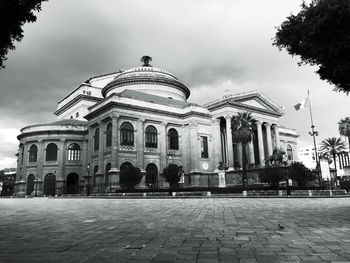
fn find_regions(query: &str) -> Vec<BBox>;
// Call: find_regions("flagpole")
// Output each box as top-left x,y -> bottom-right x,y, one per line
307,90 -> 322,186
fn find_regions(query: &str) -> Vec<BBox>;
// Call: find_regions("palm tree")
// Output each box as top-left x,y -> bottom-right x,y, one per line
338,117 -> 350,152
320,137 -> 347,177
231,111 -> 256,188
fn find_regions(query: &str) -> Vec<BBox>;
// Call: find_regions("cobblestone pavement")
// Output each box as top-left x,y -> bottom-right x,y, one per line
0,198 -> 350,263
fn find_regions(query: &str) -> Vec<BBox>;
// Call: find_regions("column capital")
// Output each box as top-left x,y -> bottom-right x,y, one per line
255,120 -> 262,126
224,114 -> 233,121
211,118 -> 221,125
110,113 -> 119,120
271,123 -> 279,128
137,118 -> 145,124
263,122 -> 271,128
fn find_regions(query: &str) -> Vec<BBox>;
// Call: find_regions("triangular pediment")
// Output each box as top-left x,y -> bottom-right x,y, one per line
239,99 -> 269,110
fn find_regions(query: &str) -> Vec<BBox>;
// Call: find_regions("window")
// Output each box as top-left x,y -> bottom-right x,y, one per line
168,128 -> 179,150
106,123 -> 112,147
94,128 -> 99,151
145,125 -> 157,148
120,122 -> 134,146
200,136 -> 209,158
46,143 -> 58,161
287,144 -> 293,161
29,144 -> 38,163
67,143 -> 80,161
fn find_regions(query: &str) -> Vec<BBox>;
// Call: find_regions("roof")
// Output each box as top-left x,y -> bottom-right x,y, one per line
117,89 -> 196,109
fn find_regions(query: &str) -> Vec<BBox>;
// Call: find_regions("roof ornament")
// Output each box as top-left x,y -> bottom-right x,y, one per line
223,89 -> 233,99
141,55 -> 152,67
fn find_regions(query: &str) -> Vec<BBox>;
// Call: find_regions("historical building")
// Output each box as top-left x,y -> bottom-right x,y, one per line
15,56 -> 298,196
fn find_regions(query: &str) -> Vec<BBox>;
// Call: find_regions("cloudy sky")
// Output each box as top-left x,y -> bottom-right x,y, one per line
0,0 -> 349,169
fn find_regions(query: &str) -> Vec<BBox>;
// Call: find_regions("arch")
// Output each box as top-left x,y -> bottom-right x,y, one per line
120,161 -> 133,171
45,143 -> 58,161
94,128 -> 100,151
146,163 -> 158,188
28,144 -> 38,163
105,163 -> 111,186
43,173 -> 56,196
67,143 -> 80,161
106,123 -> 112,147
26,174 -> 35,195
168,128 -> 179,150
120,122 -> 134,146
145,125 -> 158,148
287,144 -> 293,161
66,173 -> 79,194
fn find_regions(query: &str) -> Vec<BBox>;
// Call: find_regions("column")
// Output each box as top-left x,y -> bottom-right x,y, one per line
225,115 -> 234,168
57,139 -> 66,195
212,118 -> 222,171
159,122 -> 167,187
256,121 -> 265,167
37,140 -> 44,179
137,118 -> 145,188
81,139 -> 88,193
264,122 -> 273,157
248,141 -> 255,165
273,124 -> 281,149
110,114 -> 119,169
190,122 -> 199,172
96,121 -> 104,193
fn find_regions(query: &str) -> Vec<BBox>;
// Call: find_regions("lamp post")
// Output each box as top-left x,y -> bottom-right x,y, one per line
86,163 -> 90,196
35,176 -> 38,197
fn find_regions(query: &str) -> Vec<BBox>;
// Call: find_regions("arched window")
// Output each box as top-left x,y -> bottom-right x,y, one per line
106,123 -> 112,147
145,125 -> 157,148
67,143 -> 80,161
168,128 -> 179,150
29,144 -> 38,163
287,144 -> 293,161
94,128 -> 99,151
120,122 -> 134,146
46,143 -> 58,161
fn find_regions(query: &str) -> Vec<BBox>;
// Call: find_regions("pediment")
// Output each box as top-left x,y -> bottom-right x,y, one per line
239,99 -> 269,110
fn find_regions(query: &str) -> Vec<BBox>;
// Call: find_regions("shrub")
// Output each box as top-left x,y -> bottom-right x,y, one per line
119,165 -> 143,191
259,167 -> 284,189
288,162 -> 315,189
161,164 -> 182,189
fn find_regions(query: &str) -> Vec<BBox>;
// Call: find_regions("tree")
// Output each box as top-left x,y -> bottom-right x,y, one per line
338,117 -> 350,152
289,162 -> 316,189
0,0 -> 47,69
119,164 -> 143,191
231,111 -> 256,188
320,137 -> 347,177
161,164 -> 181,189
273,0 -> 350,94
259,149 -> 286,189
265,148 -> 286,166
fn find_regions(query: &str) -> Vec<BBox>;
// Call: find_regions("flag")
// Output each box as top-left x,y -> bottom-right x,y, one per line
294,97 -> 310,111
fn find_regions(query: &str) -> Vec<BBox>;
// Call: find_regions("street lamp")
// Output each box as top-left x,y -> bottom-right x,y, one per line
309,126 -> 322,187
282,154 -> 290,196
86,163 -> 90,196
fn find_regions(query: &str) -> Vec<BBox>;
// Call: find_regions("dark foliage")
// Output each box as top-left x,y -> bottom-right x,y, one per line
161,164 -> 182,189
273,0 -> 350,94
259,167 -> 284,189
0,0 -> 47,68
288,162 -> 316,188
119,165 -> 143,191
265,148 -> 286,166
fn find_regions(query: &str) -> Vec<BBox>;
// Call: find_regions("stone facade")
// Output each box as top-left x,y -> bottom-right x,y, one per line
15,57 -> 298,196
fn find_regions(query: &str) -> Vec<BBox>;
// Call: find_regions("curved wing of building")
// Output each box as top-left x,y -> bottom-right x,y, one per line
15,56 -> 298,196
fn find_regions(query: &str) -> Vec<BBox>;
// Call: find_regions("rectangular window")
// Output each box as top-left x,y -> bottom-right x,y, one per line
200,136 -> 209,158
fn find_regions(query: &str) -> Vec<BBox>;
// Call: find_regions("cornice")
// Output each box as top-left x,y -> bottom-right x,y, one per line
17,130 -> 88,141
54,94 -> 102,116
101,76 -> 190,99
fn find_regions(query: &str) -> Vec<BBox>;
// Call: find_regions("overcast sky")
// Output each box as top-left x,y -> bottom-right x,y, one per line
0,0 -> 349,169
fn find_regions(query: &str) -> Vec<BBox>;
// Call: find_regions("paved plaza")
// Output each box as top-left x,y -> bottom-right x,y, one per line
0,198 -> 350,263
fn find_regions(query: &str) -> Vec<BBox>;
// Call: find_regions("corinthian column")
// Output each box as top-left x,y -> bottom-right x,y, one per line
273,124 -> 281,149
256,121 -> 265,167
212,118 -> 222,170
110,113 -> 119,169
225,115 -> 234,168
248,141 -> 254,165
264,122 -> 273,157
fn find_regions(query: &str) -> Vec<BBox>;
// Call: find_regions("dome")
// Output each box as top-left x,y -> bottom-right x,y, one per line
101,56 -> 190,101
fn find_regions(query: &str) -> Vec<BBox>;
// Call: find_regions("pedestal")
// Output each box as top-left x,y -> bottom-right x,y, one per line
218,172 -> 226,188
15,180 -> 26,197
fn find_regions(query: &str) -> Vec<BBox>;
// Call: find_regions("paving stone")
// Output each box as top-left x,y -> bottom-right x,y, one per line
0,198 -> 349,262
